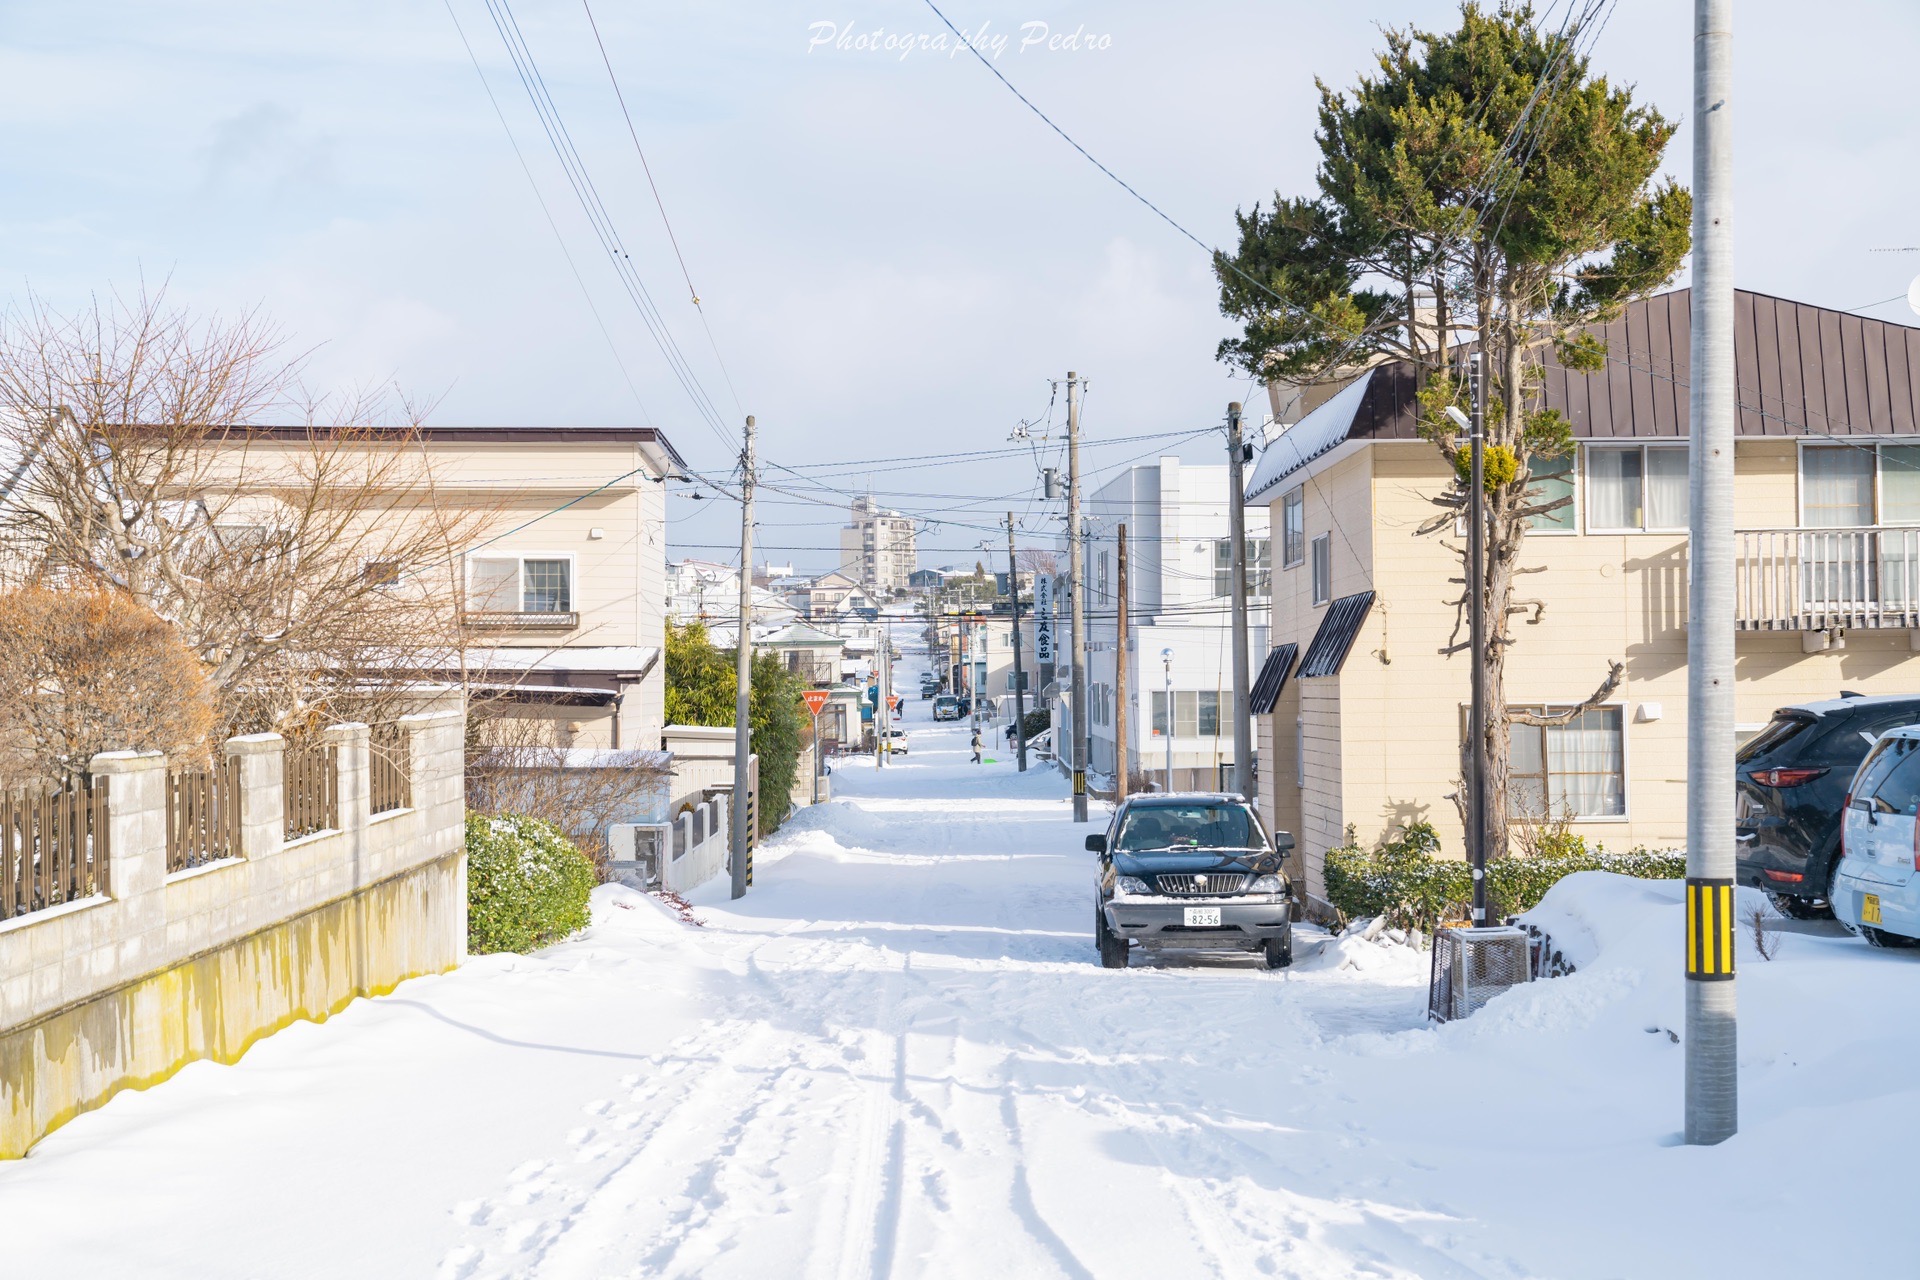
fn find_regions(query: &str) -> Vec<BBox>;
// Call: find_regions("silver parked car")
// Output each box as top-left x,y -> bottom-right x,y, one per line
1835,725 -> 1920,947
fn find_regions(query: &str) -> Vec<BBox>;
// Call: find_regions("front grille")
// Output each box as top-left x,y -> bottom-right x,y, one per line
1153,873 -> 1251,897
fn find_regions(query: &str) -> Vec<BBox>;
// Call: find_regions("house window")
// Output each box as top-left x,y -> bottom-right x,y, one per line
363,560 -> 401,587
1801,443 -> 1920,526
1213,538 -> 1273,597
1587,445 -> 1687,532
1096,550 -> 1110,604
1310,534 -> 1332,605
1526,451 -> 1576,533
1508,706 -> 1625,819
468,555 -> 573,613
1281,487 -> 1306,567
1150,691 -> 1232,739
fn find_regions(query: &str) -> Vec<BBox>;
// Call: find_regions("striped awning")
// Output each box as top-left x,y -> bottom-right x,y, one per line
1299,592 -> 1376,678
1248,644 -> 1298,715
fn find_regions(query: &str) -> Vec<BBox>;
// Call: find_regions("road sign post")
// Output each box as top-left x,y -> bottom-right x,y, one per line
803,688 -> 831,805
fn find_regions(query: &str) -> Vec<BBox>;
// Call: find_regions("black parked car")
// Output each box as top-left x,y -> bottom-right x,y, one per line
1087,793 -> 1295,969
1736,693 -> 1920,917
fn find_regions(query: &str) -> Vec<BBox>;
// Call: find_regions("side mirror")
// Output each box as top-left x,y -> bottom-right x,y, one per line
1273,832 -> 1296,854
1084,834 -> 1107,854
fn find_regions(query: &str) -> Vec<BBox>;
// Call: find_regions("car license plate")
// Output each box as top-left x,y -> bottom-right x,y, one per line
1863,893 -> 1882,925
1184,907 -> 1222,927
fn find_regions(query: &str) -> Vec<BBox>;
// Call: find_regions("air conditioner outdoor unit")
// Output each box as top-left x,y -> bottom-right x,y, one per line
1428,925 -> 1533,1022
606,822 -> 671,889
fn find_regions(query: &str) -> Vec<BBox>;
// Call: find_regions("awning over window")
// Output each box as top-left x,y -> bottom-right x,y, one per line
1299,591 -> 1376,678
1248,643 -> 1298,715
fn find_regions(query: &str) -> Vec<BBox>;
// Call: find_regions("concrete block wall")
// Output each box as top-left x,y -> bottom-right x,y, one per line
0,709 -> 466,1157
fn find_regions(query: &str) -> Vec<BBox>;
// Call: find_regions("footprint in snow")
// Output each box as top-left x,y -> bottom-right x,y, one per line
436,1245 -> 482,1279
451,1199 -> 492,1226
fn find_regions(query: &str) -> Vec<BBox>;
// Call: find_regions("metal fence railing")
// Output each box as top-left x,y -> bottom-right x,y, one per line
166,759 -> 240,873
1,779 -> 109,920
369,722 -> 412,816
284,741 -> 340,840
1736,526 -> 1920,630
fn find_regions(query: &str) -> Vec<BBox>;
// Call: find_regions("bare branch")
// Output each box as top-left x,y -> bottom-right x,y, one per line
1507,661 -> 1626,727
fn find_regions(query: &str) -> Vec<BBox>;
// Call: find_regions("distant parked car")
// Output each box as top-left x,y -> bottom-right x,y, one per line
1086,793 -> 1295,970
1736,694 -> 1920,917
1835,726 -> 1920,947
884,727 -> 909,754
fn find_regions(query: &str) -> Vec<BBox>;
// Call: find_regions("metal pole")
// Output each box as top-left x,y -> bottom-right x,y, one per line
1008,513 -> 1029,772
1162,651 -> 1173,793
1686,0 -> 1738,1146
811,709 -> 821,805
1468,353 -> 1488,926
1226,402 -> 1254,803
730,415 -> 756,900
1066,371 -> 1090,821
1115,524 -> 1130,802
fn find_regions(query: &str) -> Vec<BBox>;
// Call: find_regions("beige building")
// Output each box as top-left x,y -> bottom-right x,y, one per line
1248,289 -> 1920,906
839,495 -> 918,596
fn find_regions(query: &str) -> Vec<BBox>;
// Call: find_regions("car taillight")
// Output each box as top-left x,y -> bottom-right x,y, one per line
1912,819 -> 1919,873
1749,767 -> 1829,788
1762,869 -> 1804,883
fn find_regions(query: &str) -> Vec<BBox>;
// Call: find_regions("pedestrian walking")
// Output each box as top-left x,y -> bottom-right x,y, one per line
970,729 -> 983,764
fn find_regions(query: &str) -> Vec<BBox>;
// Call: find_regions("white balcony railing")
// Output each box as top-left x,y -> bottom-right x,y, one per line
1735,527 -> 1920,631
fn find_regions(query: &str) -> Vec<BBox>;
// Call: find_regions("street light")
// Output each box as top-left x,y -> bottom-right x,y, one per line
1160,647 -> 1174,794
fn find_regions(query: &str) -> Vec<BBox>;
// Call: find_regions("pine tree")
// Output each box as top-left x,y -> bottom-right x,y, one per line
1215,1 -> 1690,857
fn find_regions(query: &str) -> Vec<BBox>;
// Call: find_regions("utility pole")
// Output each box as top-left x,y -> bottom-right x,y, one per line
1115,524 -> 1130,801
1468,355 -> 1488,926
1066,371 -> 1090,822
875,622 -> 889,770
730,415 -> 756,901
1007,513 -> 1029,772
1226,402 -> 1254,803
1686,0 -> 1738,1146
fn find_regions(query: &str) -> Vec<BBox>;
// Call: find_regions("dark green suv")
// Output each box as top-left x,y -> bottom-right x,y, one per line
1087,793 -> 1295,969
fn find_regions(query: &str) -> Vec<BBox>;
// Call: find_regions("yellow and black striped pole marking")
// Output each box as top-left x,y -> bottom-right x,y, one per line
1686,877 -> 1736,981
1073,770 -> 1086,797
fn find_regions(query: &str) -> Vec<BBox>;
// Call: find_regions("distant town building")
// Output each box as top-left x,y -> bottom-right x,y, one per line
839,495 -> 917,596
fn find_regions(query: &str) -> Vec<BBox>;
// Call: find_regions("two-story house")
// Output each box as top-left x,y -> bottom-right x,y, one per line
1246,288 -> 1920,907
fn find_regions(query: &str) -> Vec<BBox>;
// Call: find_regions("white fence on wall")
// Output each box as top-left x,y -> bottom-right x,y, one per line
1736,526 -> 1920,630
664,796 -> 728,894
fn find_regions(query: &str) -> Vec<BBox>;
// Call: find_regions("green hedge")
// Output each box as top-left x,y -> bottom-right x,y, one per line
1323,821 -> 1684,932
466,812 -> 598,954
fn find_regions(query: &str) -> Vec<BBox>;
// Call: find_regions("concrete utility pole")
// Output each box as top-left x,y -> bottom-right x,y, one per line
1226,402 -> 1254,803
1066,371 -> 1090,821
1468,355 -> 1488,926
1686,0 -> 1738,1146
1115,523 -> 1130,802
730,414 -> 756,900
1008,513 -> 1029,772
875,622 -> 889,770
1161,647 -> 1174,793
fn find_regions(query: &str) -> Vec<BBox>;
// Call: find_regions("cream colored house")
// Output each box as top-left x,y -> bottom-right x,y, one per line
1247,289 -> 1920,906
205,424 -> 684,751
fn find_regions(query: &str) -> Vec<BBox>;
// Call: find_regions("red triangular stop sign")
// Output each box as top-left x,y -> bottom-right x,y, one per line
802,689 -> 831,716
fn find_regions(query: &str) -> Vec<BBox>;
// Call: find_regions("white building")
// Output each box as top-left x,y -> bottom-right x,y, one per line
1070,456 -> 1271,790
839,495 -> 918,596
666,557 -> 739,624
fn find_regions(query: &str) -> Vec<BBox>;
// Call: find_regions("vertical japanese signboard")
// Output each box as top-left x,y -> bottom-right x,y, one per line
1034,575 -> 1055,665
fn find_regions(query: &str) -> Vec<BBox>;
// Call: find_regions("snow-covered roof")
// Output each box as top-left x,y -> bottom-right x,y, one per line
761,622 -> 846,648
1244,370 -> 1377,502
465,646 -> 661,675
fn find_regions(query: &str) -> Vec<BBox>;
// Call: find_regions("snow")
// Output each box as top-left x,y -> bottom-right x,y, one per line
4,650 -> 1917,1276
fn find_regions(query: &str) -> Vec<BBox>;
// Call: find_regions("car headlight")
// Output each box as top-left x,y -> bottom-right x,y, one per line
1115,875 -> 1151,896
1248,874 -> 1286,895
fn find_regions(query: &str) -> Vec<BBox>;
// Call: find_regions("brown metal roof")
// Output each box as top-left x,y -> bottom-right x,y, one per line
1346,288 -> 1920,442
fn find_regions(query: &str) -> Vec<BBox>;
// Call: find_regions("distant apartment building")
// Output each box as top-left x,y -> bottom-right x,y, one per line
839,495 -> 917,595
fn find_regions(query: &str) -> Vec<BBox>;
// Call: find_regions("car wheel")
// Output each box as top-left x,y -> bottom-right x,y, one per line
1096,908 -> 1129,969
1260,933 -> 1293,970
1767,891 -> 1823,920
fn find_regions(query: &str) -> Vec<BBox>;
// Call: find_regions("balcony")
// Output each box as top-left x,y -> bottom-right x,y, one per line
1736,528 -> 1920,632
461,609 -> 581,632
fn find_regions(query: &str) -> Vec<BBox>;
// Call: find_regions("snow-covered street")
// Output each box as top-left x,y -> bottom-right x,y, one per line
4,687 -> 1916,1278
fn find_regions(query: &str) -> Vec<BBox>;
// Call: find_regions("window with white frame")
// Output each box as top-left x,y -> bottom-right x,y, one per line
1507,705 -> 1625,819
1800,443 -> 1920,526
1151,690 -> 1233,739
1586,444 -> 1688,532
1310,534 -> 1332,605
1281,487 -> 1306,567
468,554 -> 573,613
1525,451 -> 1576,533
1213,538 -> 1273,598
1097,549 -> 1111,604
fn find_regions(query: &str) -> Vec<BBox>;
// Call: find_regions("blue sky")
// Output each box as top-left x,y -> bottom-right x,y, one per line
2,0 -> 1916,570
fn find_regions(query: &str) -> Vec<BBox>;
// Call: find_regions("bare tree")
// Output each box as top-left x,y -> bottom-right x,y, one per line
465,708 -> 672,867
0,287 -> 490,739
0,586 -> 215,786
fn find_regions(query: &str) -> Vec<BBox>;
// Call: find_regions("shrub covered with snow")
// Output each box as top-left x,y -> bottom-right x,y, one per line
1324,821 -> 1684,931
465,812 -> 598,954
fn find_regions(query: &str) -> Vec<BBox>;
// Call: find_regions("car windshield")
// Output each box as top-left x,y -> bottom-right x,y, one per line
1114,803 -> 1262,852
